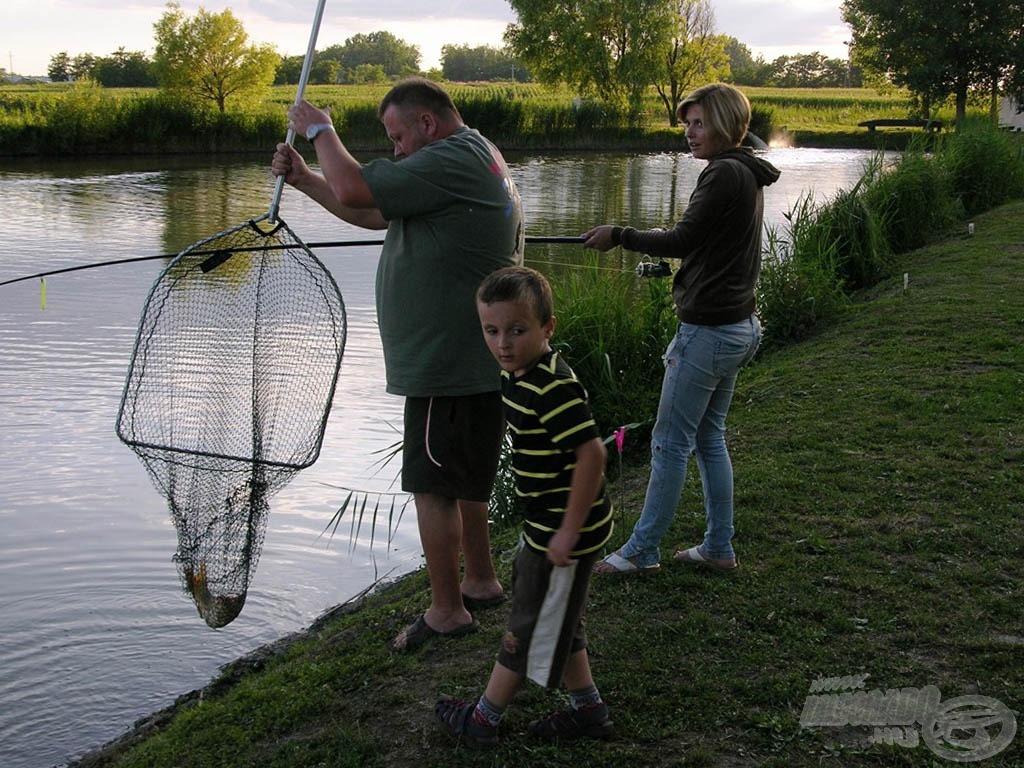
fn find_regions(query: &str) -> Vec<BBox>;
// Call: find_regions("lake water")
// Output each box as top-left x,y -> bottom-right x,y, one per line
0,147 -> 879,768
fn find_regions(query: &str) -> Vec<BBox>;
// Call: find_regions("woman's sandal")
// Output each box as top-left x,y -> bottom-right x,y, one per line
592,551 -> 661,576
673,545 -> 738,571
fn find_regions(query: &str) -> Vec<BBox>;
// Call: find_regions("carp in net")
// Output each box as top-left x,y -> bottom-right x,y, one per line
116,217 -> 345,627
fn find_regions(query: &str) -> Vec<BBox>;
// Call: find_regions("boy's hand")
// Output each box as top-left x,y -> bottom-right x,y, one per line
547,528 -> 578,567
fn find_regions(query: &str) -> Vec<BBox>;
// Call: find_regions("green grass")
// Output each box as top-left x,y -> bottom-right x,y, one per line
71,200 -> 1024,768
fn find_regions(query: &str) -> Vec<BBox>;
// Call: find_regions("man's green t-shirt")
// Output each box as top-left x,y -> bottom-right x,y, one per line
361,126 -> 524,397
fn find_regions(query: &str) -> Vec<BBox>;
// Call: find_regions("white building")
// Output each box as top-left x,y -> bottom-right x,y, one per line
999,98 -> 1024,131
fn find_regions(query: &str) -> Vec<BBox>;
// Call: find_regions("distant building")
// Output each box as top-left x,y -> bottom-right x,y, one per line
3,74 -> 50,84
999,98 -> 1024,131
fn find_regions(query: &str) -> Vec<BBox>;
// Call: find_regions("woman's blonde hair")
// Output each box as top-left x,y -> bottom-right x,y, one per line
676,83 -> 751,147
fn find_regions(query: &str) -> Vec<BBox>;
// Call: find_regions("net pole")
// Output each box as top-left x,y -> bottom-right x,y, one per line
268,0 -> 330,224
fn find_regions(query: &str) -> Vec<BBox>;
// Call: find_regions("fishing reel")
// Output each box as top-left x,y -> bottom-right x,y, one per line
635,257 -> 672,278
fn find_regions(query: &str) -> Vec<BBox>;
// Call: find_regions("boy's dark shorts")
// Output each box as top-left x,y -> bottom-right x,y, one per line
497,543 -> 600,688
402,391 -> 503,502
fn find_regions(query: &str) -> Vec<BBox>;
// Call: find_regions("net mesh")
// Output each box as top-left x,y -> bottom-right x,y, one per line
116,217 -> 346,627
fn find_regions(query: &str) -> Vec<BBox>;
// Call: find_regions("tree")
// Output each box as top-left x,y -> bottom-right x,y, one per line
766,52 -> 854,88
48,52 -> 72,82
842,0 -> 1024,125
347,64 -> 388,84
275,54 -> 305,85
653,1 -> 730,126
71,54 -> 98,81
92,48 -> 157,87
723,37 -> 769,86
505,0 -> 683,118
334,31 -> 420,82
441,44 -> 529,82
152,2 -> 279,112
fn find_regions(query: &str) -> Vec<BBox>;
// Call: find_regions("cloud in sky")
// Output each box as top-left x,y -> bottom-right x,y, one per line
4,0 -> 848,77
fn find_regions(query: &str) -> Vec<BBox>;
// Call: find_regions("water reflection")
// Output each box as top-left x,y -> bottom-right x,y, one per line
0,148 -> 878,768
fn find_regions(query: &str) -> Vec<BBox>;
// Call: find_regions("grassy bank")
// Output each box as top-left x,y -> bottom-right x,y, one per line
72,199 -> 1024,767
0,83 -> 987,155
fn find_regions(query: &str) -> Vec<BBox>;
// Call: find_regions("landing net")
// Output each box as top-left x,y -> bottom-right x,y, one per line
116,216 -> 346,627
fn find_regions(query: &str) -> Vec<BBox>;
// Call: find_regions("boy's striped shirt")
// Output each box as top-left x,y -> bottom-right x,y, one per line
502,351 -> 613,556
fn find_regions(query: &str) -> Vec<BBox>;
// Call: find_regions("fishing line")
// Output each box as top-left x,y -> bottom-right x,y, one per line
0,236 -> 587,288
523,257 -> 627,274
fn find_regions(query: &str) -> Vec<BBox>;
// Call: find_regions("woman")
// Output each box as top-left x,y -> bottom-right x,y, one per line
583,83 -> 780,575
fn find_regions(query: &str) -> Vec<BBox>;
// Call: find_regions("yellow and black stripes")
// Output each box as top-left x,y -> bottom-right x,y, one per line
501,351 -> 613,556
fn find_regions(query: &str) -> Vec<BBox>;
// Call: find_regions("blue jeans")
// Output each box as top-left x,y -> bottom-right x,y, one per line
619,316 -> 761,566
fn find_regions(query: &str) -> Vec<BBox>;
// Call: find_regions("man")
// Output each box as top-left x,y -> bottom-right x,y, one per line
272,78 -> 523,651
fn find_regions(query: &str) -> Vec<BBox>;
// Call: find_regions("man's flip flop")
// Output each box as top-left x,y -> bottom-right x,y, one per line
391,613 -> 480,653
591,551 -> 661,576
674,546 -> 738,571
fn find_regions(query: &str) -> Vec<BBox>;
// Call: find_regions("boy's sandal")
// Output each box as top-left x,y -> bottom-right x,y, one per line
591,551 -> 661,576
673,546 -> 738,571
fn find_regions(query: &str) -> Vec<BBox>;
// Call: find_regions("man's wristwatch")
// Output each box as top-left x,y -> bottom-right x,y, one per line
305,123 -> 335,143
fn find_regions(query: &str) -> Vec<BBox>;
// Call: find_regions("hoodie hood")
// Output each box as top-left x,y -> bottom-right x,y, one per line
715,146 -> 781,189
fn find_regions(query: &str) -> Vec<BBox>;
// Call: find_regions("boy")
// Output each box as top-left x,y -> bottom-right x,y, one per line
434,266 -> 615,748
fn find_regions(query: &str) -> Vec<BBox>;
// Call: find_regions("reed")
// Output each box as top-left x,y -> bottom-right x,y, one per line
860,141 -> 961,254
759,199 -> 850,351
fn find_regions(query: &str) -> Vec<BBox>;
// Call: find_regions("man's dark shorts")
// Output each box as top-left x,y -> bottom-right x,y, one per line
402,391 -> 503,501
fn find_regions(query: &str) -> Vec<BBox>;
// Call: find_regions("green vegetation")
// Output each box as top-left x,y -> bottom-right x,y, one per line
0,82 -> 994,156
506,0 -> 728,124
71,195 -> 1024,768
756,121 -> 1024,351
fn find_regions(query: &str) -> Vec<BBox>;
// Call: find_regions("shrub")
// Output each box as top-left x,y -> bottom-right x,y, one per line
936,118 -> 1024,217
860,145 -> 961,254
45,79 -> 117,153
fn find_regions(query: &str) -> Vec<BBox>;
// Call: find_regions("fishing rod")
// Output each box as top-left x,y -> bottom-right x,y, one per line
0,235 -> 586,288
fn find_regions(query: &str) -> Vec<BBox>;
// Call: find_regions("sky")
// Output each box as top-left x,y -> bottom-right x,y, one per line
3,0 -> 850,77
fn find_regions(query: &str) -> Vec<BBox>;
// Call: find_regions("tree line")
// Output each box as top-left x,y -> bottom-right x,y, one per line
41,26 -> 852,94
24,0 -> 1022,127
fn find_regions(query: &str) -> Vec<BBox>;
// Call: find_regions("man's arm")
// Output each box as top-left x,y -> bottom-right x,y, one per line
271,99 -> 387,230
273,143 -> 387,230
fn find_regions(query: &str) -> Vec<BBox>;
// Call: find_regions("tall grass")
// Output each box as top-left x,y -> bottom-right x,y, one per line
860,143 -> 961,253
547,258 -> 675,442
759,205 -> 850,352
0,81 -> 650,154
7,82 -> 992,156
936,116 -> 1024,216
0,80 -> 288,155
